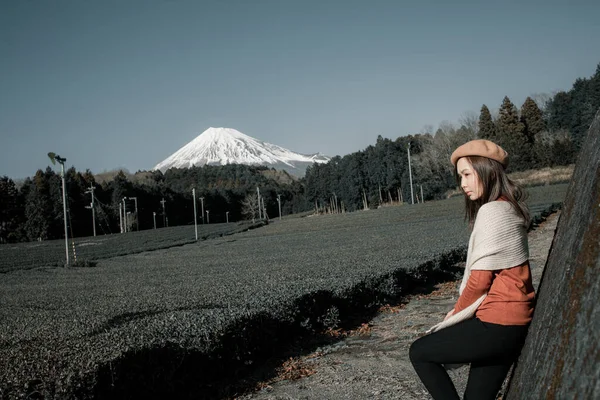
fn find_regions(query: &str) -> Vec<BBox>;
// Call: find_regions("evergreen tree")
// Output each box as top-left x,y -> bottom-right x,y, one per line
496,96 -> 530,171
521,97 -> 548,168
546,91 -> 572,132
478,104 -> 496,140
0,177 -> 23,243
520,97 -> 546,145
24,171 -> 53,240
546,64 -> 600,150
338,155 -> 364,211
65,168 -> 93,237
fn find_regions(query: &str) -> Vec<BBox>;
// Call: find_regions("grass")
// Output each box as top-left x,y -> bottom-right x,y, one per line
508,164 -> 574,186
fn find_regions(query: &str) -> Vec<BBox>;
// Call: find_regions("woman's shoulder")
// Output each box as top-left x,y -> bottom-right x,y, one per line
478,200 -> 513,216
475,200 -> 525,228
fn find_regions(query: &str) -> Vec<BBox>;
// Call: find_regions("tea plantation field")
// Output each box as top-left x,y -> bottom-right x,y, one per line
0,221 -> 264,273
0,184 -> 567,399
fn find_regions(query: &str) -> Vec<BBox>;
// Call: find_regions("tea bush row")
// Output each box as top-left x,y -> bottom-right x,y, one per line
0,221 -> 265,273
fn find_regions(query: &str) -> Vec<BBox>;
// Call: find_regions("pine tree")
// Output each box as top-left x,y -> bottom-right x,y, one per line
109,170 -> 130,218
496,96 -> 530,171
23,171 -> 54,240
478,104 -> 496,140
0,177 -> 21,243
520,97 -> 546,145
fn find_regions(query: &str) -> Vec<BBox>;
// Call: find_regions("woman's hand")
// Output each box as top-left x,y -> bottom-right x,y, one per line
443,309 -> 455,321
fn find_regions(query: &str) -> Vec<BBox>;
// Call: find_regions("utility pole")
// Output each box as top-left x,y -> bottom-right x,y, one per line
420,185 -> 424,204
160,198 -> 166,228
85,185 -> 96,237
153,212 -> 156,229
257,187 -> 262,219
407,142 -> 414,205
48,153 -> 69,266
60,162 -> 68,265
276,194 -> 282,220
122,198 -> 128,232
206,210 -> 210,224
192,188 -> 198,241
333,192 -> 338,213
226,211 -> 229,223
129,197 -> 138,230
199,197 -> 205,224
119,203 -> 123,233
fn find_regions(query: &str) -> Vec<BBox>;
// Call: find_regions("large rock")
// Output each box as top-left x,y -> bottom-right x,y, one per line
506,111 -> 600,399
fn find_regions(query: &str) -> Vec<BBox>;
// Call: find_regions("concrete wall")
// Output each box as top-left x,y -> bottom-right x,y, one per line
506,111 -> 600,399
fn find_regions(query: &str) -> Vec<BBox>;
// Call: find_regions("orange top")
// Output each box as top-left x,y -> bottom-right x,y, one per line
454,261 -> 535,325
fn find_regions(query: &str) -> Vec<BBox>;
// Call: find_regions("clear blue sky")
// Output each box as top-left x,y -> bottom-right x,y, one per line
1,0 -> 598,179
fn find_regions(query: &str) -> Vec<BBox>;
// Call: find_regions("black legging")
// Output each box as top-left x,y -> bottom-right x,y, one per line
409,318 -> 529,400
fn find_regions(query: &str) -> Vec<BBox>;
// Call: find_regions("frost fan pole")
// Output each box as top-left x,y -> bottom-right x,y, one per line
277,194 -> 282,220
48,152 -> 69,267
192,188 -> 198,241
85,185 -> 96,237
129,197 -> 138,231
160,198 -> 167,228
257,187 -> 262,219
122,198 -> 127,232
199,197 -> 205,224
407,142 -> 414,205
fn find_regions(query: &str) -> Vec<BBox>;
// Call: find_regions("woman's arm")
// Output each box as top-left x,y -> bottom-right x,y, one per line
453,270 -> 494,313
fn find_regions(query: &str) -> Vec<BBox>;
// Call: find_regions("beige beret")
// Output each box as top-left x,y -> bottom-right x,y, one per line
450,139 -> 509,168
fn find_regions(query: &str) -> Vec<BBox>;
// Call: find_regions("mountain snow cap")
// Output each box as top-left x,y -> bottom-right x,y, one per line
153,127 -> 330,175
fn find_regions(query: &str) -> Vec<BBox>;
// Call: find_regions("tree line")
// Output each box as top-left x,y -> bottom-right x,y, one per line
0,165 -> 308,243
304,63 -> 599,211
1,63 -> 598,243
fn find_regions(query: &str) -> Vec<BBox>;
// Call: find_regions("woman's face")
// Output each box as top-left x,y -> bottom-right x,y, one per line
457,158 -> 482,201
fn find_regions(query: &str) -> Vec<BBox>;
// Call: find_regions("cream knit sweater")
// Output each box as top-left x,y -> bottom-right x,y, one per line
427,201 -> 529,334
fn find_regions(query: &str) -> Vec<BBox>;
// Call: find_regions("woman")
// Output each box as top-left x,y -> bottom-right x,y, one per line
409,139 -> 535,400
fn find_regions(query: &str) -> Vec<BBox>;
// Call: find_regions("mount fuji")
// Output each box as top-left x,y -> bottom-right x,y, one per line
153,127 -> 330,176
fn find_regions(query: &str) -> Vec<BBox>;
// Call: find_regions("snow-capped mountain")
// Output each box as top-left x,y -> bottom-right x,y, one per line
154,127 -> 330,176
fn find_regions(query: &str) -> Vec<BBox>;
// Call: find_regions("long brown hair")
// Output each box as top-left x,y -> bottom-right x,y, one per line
454,156 -> 530,228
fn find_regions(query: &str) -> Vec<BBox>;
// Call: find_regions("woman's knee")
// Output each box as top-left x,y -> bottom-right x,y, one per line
409,337 -> 426,364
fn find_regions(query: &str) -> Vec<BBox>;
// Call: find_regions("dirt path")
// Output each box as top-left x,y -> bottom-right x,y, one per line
237,212 -> 560,400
